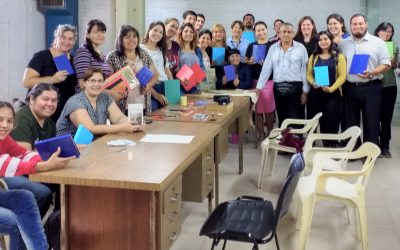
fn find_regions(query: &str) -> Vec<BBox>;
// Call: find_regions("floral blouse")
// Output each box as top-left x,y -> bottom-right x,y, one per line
106,48 -> 153,116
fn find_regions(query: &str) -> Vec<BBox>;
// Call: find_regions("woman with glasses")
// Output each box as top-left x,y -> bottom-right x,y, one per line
22,24 -> 78,122
374,22 -> 398,158
56,67 -> 144,136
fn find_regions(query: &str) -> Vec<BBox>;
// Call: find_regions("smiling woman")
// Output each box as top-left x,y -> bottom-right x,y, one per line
56,67 -> 145,137
22,24 -> 78,122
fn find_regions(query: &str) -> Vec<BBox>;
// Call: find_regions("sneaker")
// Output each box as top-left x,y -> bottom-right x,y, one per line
381,148 -> 392,158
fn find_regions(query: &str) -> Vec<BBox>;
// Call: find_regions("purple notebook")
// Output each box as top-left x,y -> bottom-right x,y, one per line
224,64 -> 236,81
53,54 -> 75,75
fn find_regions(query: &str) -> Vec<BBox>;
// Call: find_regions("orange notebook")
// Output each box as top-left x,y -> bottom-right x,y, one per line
176,64 -> 206,91
103,66 -> 139,95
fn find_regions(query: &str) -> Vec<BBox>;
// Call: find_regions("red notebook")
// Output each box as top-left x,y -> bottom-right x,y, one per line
176,64 -> 206,91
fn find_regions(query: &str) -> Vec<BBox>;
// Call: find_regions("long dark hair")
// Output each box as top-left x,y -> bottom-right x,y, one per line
177,23 -> 198,50
115,25 -> 142,60
294,16 -> 318,41
85,19 -> 107,61
326,13 -> 347,34
198,29 -> 212,57
312,31 -> 339,62
374,22 -> 395,41
143,21 -> 168,66
26,83 -> 59,103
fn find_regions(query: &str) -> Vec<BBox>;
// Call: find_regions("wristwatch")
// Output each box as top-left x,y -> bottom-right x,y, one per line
368,72 -> 373,79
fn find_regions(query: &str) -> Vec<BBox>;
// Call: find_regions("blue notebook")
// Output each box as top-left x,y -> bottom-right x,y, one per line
212,47 -> 225,66
224,64 -> 236,81
73,124 -> 94,145
136,66 -> 154,87
349,54 -> 370,74
53,54 -> 75,75
313,66 -> 330,86
164,79 -> 181,105
35,134 -> 80,161
253,44 -> 266,63
242,31 -> 255,43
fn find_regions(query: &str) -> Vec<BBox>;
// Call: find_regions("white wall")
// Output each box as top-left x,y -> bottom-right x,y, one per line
0,0 -> 45,102
145,0 -> 365,37
78,0 -> 115,55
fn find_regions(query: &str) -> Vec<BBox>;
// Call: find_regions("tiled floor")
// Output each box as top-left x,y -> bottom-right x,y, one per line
171,124 -> 400,250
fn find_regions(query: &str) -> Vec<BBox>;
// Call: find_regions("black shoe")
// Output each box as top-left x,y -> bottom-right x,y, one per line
380,148 -> 392,158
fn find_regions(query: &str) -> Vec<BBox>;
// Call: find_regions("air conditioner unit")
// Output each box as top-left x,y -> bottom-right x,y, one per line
39,0 -> 65,8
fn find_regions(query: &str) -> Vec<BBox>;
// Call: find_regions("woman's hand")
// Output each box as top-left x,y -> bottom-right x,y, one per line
51,70 -> 68,84
222,75 -> 228,85
321,86 -> 333,93
154,93 -> 168,106
233,77 -> 240,87
35,147 -> 75,172
311,82 -> 320,89
248,56 -> 255,65
121,122 -> 145,133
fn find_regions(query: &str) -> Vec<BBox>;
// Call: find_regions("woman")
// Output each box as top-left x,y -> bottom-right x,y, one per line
164,18 -> 180,78
294,16 -> 319,57
106,25 -> 159,115
245,21 -> 276,140
306,31 -> 346,146
177,23 -> 205,93
141,21 -> 172,111
22,24 -> 78,122
0,101 -> 73,250
374,22 -> 398,158
56,68 -> 145,136
269,19 -> 284,42
326,13 -> 350,45
227,20 -> 250,62
211,24 -> 229,66
216,48 -> 251,90
73,19 -> 112,92
198,29 -> 212,70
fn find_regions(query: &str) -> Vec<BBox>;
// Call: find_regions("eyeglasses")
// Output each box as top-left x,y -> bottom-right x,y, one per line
87,79 -> 104,84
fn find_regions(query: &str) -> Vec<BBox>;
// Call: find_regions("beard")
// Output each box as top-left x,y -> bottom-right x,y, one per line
352,30 -> 367,39
245,22 -> 253,29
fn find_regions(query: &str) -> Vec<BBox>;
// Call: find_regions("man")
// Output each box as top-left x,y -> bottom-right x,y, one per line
256,23 -> 309,126
182,10 -> 197,26
195,13 -> 205,33
269,19 -> 284,41
339,14 -> 390,145
243,13 -> 255,31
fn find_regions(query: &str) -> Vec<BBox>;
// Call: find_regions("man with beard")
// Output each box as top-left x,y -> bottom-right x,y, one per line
256,23 -> 309,126
339,14 -> 391,145
195,13 -> 205,33
243,13 -> 255,31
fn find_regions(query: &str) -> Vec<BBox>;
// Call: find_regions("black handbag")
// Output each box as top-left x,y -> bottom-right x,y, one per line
274,82 -> 297,96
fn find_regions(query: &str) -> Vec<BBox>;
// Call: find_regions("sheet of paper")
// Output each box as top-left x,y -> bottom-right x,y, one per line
140,134 -> 194,144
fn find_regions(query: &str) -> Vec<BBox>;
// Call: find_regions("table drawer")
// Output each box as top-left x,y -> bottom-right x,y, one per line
161,213 -> 181,249
163,175 -> 182,215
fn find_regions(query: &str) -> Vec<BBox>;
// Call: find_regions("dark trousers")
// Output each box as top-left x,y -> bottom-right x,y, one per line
307,88 -> 342,134
379,85 -> 397,149
342,80 -> 382,145
273,81 -> 304,127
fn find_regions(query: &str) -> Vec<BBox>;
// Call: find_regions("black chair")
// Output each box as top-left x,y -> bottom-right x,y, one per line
200,153 -> 304,250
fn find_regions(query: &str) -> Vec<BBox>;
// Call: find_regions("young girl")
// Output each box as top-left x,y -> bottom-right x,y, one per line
0,101 -> 73,250
141,21 -> 172,111
164,18 -> 180,78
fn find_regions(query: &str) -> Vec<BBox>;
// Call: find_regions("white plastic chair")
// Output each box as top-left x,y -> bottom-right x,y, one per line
296,142 -> 380,250
302,126 -> 362,174
258,113 -> 322,189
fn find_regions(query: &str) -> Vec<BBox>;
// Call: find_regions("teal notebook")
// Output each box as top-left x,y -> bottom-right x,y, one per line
242,31 -> 255,43
73,124 -> 94,145
314,66 -> 330,86
212,47 -> 225,65
164,80 -> 181,105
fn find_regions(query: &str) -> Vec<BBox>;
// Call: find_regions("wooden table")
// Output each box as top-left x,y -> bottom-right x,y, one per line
151,96 -> 251,207
30,121 -> 220,250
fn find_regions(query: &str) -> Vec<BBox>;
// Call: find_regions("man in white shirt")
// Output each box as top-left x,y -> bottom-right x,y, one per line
339,14 -> 390,145
256,23 -> 309,126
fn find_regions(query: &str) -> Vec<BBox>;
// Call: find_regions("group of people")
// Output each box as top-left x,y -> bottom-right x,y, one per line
0,9 -> 398,250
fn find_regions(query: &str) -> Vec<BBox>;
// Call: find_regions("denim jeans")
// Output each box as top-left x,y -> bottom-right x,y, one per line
0,190 -> 48,250
3,176 -> 53,218
151,82 -> 165,111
